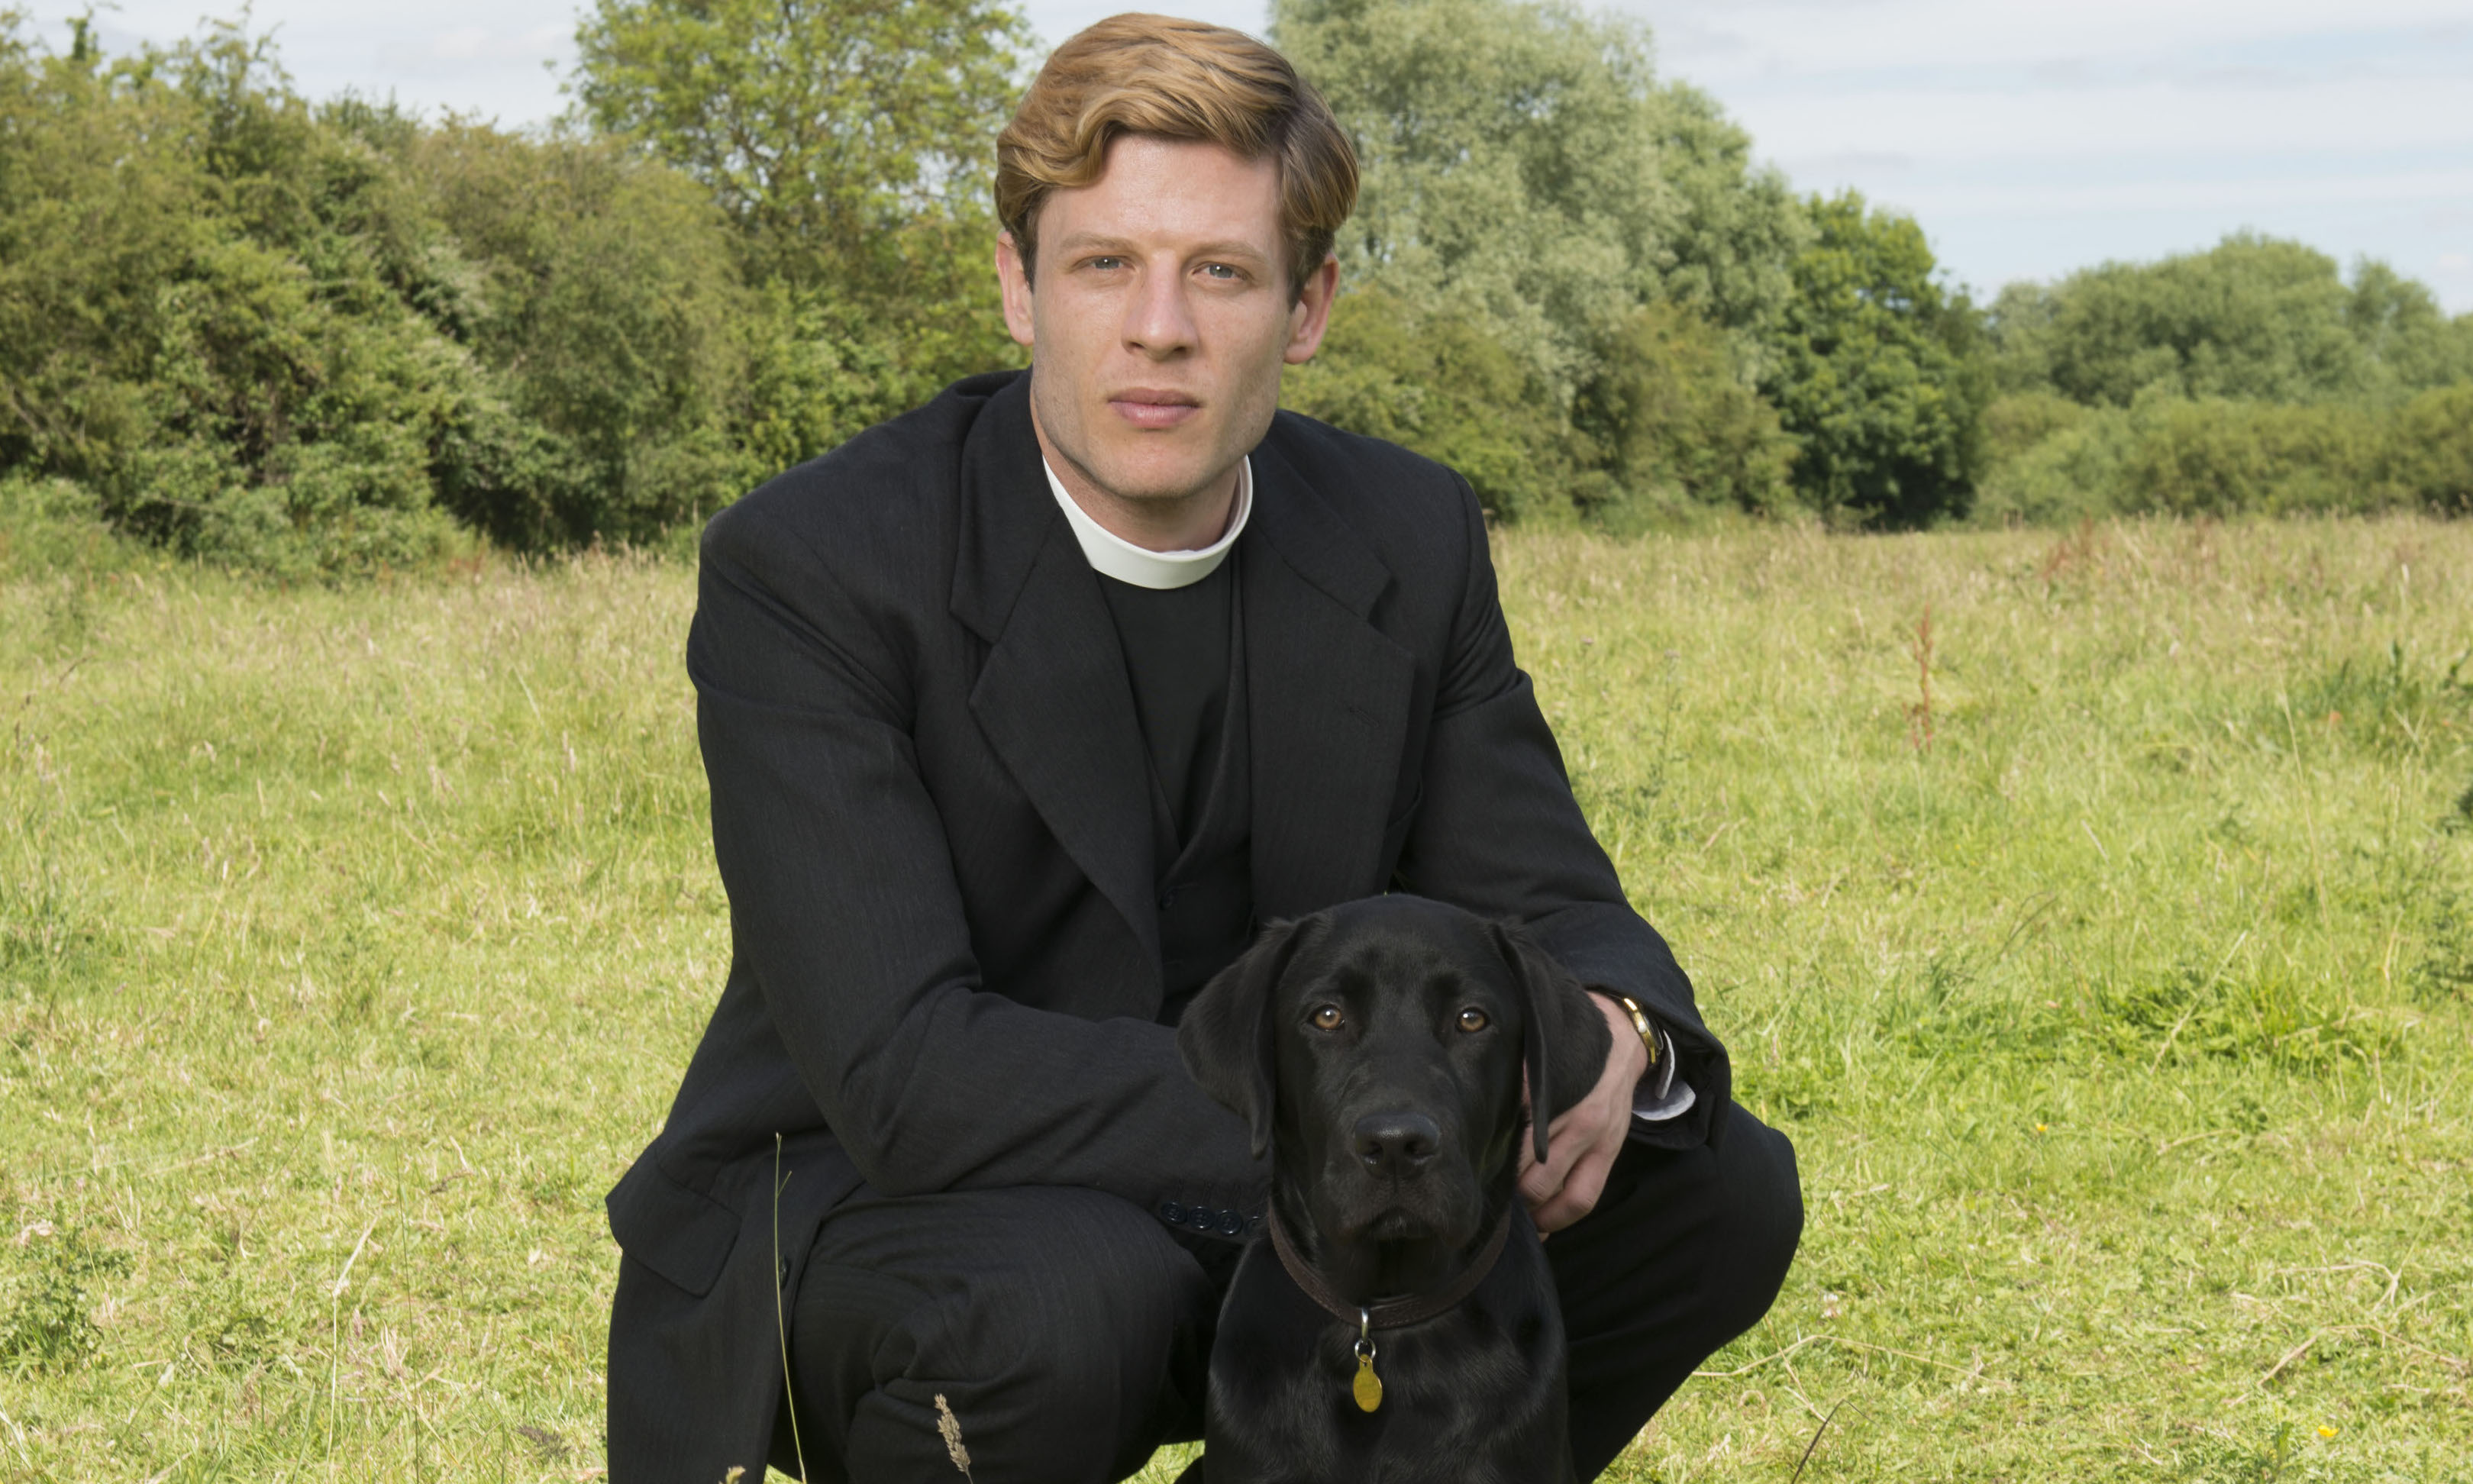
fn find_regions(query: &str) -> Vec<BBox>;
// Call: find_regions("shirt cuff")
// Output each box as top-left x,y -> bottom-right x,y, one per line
1629,1022 -> 1695,1124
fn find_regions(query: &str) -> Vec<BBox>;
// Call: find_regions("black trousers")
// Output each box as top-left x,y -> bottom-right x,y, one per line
784,1108 -> 1800,1482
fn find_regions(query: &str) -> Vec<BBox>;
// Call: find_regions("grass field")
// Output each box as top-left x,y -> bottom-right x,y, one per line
2,509 -> 2469,1481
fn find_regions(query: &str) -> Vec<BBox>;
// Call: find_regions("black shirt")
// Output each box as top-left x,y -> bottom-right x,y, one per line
1097,560 -> 1235,847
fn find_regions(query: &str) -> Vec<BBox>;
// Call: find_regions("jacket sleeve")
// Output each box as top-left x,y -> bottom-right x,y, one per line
1390,476 -> 1728,1148
686,497 -> 1264,1209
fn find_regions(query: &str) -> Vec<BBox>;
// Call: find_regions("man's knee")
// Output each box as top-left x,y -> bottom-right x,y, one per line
947,1189 -> 1207,1395
1700,1109 -> 1802,1341
795,1186 -> 1212,1480
1555,1104 -> 1803,1347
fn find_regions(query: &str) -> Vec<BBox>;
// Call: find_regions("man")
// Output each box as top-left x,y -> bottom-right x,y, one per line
604,16 -> 1800,1482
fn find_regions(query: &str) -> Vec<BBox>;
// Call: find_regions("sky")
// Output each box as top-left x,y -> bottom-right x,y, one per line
27,0 -> 2473,312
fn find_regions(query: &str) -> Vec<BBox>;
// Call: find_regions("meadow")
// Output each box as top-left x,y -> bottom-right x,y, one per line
2,512 -> 2468,1482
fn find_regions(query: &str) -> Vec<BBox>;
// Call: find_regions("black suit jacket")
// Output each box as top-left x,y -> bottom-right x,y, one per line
603,370 -> 1729,1481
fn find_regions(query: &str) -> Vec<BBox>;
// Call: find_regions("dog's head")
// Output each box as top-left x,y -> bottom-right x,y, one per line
1178,895 -> 1611,1257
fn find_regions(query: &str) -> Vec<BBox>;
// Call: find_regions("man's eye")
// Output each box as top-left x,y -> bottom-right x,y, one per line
1309,1005 -> 1344,1031
1087,256 -> 1125,272
1199,263 -> 1239,280
1457,1008 -> 1489,1033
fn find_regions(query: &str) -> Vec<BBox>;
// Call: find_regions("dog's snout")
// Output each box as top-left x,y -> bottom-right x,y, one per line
1351,1111 -> 1442,1174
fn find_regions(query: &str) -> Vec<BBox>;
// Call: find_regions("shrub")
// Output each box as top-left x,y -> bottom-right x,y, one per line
1975,391 -> 2470,523
1284,291 -> 1579,523
2389,383 -> 2473,513
1759,192 -> 1985,526
1573,302 -> 1797,521
0,17 -> 776,570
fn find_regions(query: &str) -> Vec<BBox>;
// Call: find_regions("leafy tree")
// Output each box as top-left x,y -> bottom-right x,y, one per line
1275,0 -> 1805,404
1986,234 -> 2471,409
0,13 -> 773,570
2391,384 -> 2473,513
1760,192 -> 1983,525
402,121 -> 757,548
0,18 -> 470,573
1572,302 -> 1796,518
1283,290 -> 1580,523
1274,0 -> 1805,525
570,0 -> 1029,428
1643,82 -> 1811,382
2343,260 -> 2473,397
572,0 -> 1025,276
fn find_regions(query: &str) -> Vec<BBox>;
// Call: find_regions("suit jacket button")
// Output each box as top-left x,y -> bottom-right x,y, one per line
1160,1202 -> 1186,1224
1216,1210 -> 1243,1237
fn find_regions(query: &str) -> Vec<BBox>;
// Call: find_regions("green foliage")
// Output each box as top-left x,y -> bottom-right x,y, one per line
570,0 -> 1028,429
1977,383 -> 2473,524
1283,290 -> 1580,521
400,121 -> 757,547
0,473 -> 140,579
1758,191 -> 1985,525
1572,302 -> 1798,521
1987,232 -> 2473,409
571,0 -> 1026,289
0,13 -> 844,568
2389,382 -> 2473,513
1275,0 -> 1806,527
1277,0 -> 1806,394
0,1224 -> 133,1374
0,19 -> 475,575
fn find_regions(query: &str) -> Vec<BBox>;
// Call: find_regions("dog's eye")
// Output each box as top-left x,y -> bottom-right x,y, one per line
1309,1005 -> 1344,1031
1457,1008 -> 1489,1032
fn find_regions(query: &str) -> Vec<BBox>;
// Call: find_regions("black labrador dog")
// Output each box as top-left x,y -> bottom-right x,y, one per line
1177,895 -> 1612,1483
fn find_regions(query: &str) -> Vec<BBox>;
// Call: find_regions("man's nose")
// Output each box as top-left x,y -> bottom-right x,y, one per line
1122,268 -> 1198,358
1351,1111 -> 1441,1176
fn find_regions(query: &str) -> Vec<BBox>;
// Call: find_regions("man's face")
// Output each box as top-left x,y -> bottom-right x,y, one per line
997,135 -> 1338,510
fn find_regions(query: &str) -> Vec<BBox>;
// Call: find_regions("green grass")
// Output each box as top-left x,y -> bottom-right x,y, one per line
2,513 -> 2468,1481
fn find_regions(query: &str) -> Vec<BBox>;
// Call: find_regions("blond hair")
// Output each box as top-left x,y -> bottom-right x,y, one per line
996,15 -> 1358,296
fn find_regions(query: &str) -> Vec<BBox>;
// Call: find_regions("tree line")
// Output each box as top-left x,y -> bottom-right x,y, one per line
2,0 -> 2468,576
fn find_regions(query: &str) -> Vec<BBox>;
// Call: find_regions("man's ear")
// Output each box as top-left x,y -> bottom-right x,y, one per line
1490,921 -> 1613,1164
1282,253 -> 1340,365
1178,917 -> 1309,1160
996,230 -> 1036,350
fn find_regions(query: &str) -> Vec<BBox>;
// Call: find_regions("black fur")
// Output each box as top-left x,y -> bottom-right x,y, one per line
1177,895 -> 1613,1482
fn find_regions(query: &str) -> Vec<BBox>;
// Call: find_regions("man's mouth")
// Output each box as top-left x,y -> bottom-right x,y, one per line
1109,389 -> 1201,431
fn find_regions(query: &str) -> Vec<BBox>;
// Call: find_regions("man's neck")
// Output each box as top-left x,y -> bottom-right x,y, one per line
1032,415 -> 1241,554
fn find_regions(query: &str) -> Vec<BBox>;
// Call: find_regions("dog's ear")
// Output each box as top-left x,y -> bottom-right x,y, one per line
1490,921 -> 1614,1164
1178,917 -> 1308,1160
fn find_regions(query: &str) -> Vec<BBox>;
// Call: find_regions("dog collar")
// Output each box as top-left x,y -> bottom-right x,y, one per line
1263,1204 -> 1516,1332
1264,1204 -> 1516,1415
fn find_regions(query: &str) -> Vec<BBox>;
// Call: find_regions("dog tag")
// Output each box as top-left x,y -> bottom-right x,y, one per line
1352,1344 -> 1383,1413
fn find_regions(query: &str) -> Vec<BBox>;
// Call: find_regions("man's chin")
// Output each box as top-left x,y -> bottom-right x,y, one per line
1076,447 -> 1239,511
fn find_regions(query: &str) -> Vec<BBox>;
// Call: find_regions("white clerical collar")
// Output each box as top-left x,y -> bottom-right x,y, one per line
1043,456 -> 1252,590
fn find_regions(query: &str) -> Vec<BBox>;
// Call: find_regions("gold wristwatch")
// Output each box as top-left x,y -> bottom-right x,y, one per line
1609,993 -> 1660,1066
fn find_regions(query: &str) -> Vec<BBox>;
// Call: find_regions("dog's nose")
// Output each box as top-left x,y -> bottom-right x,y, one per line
1351,1112 -> 1441,1174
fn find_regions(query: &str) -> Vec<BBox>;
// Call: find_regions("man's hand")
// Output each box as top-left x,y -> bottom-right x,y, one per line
1516,992 -> 1647,1235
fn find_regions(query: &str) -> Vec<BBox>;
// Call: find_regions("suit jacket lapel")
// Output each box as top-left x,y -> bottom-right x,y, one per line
952,376 -> 1162,992
1243,437 -> 1417,920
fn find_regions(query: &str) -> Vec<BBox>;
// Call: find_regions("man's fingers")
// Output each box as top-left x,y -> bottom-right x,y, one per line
1534,1140 -> 1616,1234
1518,1117 -> 1581,1205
